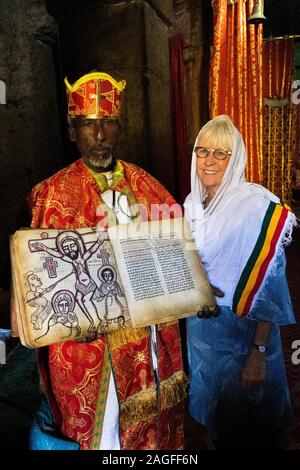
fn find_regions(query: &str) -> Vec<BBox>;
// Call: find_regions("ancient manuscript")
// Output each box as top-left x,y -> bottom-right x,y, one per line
10,218 -> 215,348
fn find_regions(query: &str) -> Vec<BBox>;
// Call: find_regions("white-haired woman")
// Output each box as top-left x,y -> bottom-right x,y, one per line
184,115 -> 296,449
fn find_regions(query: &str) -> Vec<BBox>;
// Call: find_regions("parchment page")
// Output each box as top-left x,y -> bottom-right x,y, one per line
11,227 -> 131,348
10,235 -> 24,339
108,217 -> 215,327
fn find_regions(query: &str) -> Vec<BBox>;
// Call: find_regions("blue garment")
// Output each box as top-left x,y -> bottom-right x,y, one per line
187,252 -> 295,439
0,341 -> 79,450
30,395 -> 79,450
30,423 -> 80,450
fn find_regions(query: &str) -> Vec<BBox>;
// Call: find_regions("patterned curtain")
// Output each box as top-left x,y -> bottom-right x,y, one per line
262,39 -> 296,205
209,0 -> 263,183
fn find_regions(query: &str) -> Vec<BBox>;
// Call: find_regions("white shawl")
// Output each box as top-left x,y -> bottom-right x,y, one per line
184,118 -> 296,310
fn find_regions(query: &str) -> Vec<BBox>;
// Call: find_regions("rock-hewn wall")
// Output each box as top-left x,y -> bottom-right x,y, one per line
52,0 -> 175,193
0,0 -> 62,289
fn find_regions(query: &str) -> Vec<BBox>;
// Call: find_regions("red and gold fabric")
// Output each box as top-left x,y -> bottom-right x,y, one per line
29,159 -> 186,450
65,72 -> 126,118
210,0 -> 263,184
233,201 -> 291,316
262,38 -> 296,205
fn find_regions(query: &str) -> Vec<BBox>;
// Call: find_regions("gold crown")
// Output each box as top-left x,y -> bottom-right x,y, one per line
65,72 -> 126,118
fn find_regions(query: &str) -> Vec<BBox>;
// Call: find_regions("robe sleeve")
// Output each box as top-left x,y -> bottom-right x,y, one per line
248,251 -> 296,326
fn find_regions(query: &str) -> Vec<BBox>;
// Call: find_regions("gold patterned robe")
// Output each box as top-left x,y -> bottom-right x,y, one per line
29,158 -> 187,450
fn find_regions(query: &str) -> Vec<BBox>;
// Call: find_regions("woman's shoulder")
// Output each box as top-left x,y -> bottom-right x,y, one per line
232,184 -> 296,248
220,184 -> 293,239
234,183 -> 282,214
241,183 -> 280,203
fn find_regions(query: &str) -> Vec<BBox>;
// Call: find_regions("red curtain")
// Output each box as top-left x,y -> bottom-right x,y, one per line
209,0 -> 263,183
262,39 -> 296,204
169,35 -> 190,204
262,39 -> 294,98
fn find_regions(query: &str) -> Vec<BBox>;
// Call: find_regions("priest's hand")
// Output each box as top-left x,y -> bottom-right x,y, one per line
196,285 -> 224,319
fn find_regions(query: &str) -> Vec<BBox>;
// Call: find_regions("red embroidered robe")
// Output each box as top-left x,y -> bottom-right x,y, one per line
29,158 -> 186,450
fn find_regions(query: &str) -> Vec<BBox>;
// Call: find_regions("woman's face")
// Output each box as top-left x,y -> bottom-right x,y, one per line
196,134 -> 231,195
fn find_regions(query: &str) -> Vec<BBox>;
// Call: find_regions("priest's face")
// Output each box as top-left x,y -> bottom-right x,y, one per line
69,117 -> 121,172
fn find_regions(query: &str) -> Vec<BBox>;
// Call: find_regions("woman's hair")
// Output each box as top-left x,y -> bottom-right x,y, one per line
196,115 -> 235,150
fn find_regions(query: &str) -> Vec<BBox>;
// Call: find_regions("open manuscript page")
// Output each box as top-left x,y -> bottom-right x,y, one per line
10,228 -> 131,348
11,218 -> 214,347
108,217 -> 215,327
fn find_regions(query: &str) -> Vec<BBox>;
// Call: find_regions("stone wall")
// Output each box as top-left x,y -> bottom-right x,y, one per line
0,0 -> 62,288
51,0 -> 175,193
0,0 -> 208,295
172,0 -> 210,153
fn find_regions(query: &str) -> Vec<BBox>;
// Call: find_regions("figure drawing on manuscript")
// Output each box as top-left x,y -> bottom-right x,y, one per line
25,229 -> 129,342
35,290 -> 80,342
95,248 -> 126,332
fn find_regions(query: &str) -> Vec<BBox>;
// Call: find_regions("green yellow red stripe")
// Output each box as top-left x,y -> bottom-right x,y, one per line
233,202 -> 289,316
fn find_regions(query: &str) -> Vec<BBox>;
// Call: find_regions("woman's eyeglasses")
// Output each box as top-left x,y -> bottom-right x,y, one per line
195,147 -> 232,160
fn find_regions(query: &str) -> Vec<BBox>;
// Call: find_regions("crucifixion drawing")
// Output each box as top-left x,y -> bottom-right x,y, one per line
31,230 -> 105,334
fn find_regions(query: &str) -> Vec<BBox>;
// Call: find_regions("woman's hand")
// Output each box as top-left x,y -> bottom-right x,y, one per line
197,284 -> 224,319
240,347 -> 266,389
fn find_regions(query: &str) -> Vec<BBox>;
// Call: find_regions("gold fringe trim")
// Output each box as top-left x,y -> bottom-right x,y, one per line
120,386 -> 157,429
160,370 -> 188,411
107,325 -> 150,351
157,320 -> 178,331
107,320 -> 179,351
120,370 -> 188,429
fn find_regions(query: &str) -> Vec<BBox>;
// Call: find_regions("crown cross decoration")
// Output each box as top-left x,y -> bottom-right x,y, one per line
65,72 -> 126,118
